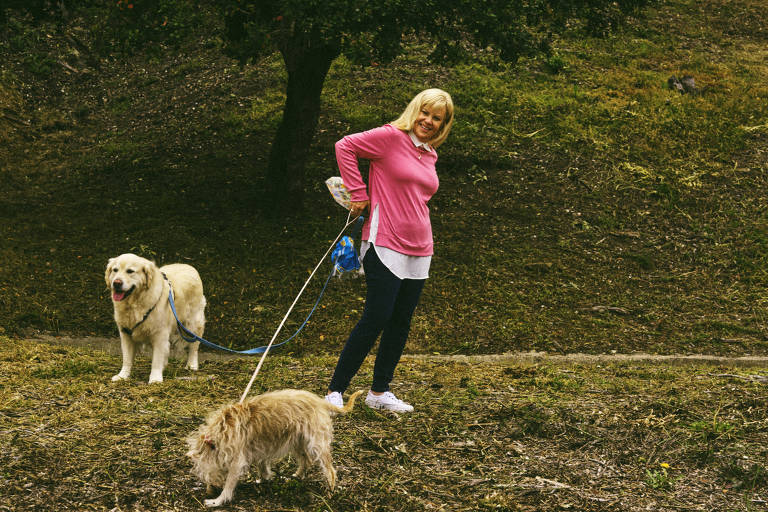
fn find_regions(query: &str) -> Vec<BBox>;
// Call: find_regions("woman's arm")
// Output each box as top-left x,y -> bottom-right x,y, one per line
335,125 -> 394,203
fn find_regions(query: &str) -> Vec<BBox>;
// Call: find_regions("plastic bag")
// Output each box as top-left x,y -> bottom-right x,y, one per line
330,236 -> 361,278
325,176 -> 351,210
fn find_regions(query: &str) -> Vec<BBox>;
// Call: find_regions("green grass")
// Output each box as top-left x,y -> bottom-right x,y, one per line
1,0 -> 768,360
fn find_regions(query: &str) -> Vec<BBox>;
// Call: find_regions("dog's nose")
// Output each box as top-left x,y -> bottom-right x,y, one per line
113,279 -> 123,291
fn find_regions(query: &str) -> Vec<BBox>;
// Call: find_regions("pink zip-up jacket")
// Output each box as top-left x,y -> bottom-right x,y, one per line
335,124 -> 439,256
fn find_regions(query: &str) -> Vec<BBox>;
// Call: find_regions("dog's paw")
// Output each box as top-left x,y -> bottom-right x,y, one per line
204,498 -> 225,508
148,368 -> 165,383
111,373 -> 129,381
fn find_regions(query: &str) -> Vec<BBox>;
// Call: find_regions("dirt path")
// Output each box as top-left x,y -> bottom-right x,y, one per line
29,334 -> 768,368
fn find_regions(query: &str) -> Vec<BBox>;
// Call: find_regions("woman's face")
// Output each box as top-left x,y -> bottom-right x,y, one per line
412,104 -> 446,143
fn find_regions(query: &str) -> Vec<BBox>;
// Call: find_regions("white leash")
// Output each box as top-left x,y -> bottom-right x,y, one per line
239,211 -> 360,403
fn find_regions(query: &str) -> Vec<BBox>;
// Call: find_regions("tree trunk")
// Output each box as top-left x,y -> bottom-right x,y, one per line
263,40 -> 339,213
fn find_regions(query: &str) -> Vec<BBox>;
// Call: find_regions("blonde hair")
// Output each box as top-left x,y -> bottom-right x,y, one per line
391,88 -> 454,148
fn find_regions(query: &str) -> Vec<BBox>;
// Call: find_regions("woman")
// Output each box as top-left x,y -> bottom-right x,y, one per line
325,88 -> 454,413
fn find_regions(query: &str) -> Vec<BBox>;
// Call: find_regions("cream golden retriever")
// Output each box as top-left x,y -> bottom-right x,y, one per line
186,389 -> 363,507
105,253 -> 205,383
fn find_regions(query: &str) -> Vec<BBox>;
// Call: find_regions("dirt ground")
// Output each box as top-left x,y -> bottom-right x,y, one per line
31,333 -> 768,367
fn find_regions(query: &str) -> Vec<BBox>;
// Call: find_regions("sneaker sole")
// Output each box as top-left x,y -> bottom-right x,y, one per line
365,400 -> 413,412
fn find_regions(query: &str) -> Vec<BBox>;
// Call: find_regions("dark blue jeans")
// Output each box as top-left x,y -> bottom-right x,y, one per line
329,247 -> 426,393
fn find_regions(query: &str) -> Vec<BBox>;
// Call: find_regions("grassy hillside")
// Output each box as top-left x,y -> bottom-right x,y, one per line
1,0 -> 768,356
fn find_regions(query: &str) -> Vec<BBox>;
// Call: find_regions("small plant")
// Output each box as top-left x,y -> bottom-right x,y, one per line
688,410 -> 737,464
459,376 -> 480,396
689,418 -> 734,441
515,402 -> 551,436
22,52 -> 56,76
645,462 -> 675,490
544,53 -> 567,74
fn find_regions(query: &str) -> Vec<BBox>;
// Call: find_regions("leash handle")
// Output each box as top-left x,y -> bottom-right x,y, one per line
239,212 -> 360,403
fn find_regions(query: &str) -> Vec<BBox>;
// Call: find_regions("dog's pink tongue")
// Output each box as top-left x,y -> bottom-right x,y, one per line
112,291 -> 126,301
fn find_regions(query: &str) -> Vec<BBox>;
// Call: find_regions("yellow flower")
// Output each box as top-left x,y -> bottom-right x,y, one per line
660,463 -> 670,469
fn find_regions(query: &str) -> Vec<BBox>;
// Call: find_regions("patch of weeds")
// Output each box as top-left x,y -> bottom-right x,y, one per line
689,418 -> 735,442
459,376 -> 480,397
22,52 -> 56,76
247,90 -> 289,125
543,52 -> 568,74
217,90 -> 285,141
264,475 -> 311,498
645,463 -> 676,490
30,358 -> 98,378
542,372 -> 583,392
687,414 -> 737,464
606,375 -> 643,394
477,492 -> 518,511
509,402 -> 552,437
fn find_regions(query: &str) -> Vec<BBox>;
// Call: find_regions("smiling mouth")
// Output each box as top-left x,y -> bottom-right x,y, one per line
112,285 -> 136,302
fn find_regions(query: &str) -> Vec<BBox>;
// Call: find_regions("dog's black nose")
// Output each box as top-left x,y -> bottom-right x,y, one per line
113,279 -> 124,291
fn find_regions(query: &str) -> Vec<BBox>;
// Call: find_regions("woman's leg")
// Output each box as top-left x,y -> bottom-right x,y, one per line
328,249 -> 401,393
370,277 -> 425,393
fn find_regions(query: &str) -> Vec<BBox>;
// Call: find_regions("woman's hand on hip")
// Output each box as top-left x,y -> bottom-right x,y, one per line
350,200 -> 369,218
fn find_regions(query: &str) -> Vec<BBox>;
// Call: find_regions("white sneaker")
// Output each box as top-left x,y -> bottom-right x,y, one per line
325,391 -> 343,408
365,391 -> 414,413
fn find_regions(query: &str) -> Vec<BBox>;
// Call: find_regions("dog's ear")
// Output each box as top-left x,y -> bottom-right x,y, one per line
105,258 -> 115,287
141,261 -> 155,289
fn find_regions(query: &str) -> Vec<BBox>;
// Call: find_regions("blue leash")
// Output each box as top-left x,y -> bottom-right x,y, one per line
169,265 -> 335,355
170,216 -> 364,355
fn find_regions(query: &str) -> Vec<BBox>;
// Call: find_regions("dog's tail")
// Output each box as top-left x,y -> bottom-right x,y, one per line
334,390 -> 363,415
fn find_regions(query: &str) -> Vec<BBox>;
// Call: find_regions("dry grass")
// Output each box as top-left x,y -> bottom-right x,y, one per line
2,336 -> 767,511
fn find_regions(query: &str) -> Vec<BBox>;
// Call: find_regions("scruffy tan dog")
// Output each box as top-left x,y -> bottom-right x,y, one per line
105,253 -> 204,383
186,389 -> 362,507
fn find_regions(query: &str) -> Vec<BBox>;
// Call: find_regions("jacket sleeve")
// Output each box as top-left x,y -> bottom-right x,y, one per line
334,125 -> 393,202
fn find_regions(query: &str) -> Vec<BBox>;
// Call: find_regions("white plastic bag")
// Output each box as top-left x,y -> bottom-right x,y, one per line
325,176 -> 351,210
